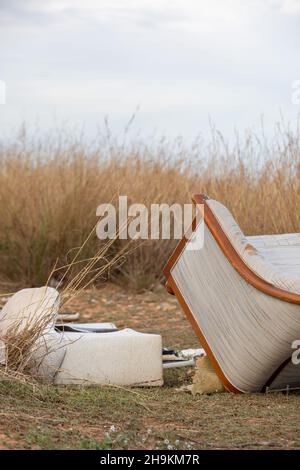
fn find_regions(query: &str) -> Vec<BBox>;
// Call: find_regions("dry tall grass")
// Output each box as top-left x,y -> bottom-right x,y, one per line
0,121 -> 299,289
0,224 -> 134,383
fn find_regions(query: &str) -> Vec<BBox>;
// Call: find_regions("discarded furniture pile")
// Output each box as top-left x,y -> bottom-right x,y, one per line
0,287 -> 203,386
1,194 -> 299,393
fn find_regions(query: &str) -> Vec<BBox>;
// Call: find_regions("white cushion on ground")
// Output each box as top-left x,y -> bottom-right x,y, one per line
0,287 -> 163,387
0,287 -> 59,334
54,329 -> 163,386
30,329 -> 67,382
0,287 -> 66,381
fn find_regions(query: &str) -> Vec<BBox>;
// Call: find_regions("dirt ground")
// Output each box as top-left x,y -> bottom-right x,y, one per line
0,283 -> 299,450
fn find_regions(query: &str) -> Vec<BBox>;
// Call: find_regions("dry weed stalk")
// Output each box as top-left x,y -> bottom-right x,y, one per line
0,215 -> 135,383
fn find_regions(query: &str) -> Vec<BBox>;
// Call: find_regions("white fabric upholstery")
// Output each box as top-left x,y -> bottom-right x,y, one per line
0,287 -> 67,381
248,234 -> 300,278
171,223 -> 300,392
207,199 -> 300,295
0,287 -> 59,335
0,287 -> 163,386
55,329 -> 163,386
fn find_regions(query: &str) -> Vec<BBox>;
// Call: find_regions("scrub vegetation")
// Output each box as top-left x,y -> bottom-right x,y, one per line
0,120 -> 299,290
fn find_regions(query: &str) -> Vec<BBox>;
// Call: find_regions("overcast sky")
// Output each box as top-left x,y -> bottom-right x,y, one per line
0,0 -> 300,143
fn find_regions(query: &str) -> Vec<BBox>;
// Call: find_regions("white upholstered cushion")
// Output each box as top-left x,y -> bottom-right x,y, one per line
0,288 -> 163,386
207,199 -> 300,295
0,287 -> 66,381
55,329 -> 163,386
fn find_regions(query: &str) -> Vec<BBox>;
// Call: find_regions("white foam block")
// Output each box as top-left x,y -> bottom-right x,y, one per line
55,328 -> 163,386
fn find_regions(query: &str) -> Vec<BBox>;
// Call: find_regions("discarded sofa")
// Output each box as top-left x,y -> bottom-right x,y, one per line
164,194 -> 300,393
0,287 -> 163,386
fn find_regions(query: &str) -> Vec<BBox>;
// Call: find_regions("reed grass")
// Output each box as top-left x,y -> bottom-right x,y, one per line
0,120 -> 299,290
